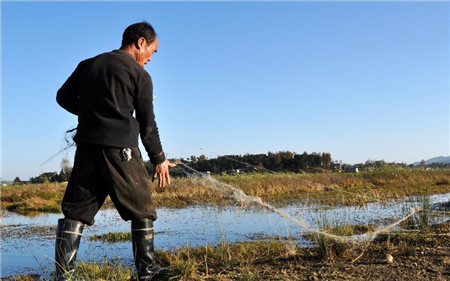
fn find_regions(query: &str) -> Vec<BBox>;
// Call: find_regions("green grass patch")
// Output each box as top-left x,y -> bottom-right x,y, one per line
75,261 -> 133,280
306,221 -> 377,260
88,232 -> 131,243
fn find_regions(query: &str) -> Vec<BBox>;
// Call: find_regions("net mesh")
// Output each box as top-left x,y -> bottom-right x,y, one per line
179,162 -> 422,244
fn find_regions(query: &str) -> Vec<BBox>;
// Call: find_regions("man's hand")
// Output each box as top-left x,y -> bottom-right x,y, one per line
152,159 -> 177,188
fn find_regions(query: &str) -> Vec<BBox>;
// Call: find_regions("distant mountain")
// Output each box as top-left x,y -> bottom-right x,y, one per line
412,156 -> 450,166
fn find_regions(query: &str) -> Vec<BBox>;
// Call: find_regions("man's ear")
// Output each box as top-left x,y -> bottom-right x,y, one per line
135,37 -> 146,50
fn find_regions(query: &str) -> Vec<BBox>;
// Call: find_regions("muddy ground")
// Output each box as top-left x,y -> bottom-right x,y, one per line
242,242 -> 450,281
213,224 -> 450,281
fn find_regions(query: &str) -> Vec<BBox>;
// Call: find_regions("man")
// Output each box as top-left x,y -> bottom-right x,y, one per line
55,22 -> 175,281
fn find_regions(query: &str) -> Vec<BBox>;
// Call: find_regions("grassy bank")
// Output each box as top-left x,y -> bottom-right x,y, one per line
2,168 -> 450,214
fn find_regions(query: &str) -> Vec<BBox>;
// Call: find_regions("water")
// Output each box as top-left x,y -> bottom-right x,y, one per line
1,193 -> 449,278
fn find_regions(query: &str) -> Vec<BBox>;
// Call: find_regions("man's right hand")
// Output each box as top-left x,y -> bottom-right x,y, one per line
152,159 -> 177,188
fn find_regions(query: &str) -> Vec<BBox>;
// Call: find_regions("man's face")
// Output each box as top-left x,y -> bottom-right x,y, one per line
137,37 -> 158,67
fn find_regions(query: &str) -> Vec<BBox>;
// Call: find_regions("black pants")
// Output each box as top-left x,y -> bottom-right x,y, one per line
62,143 -> 157,225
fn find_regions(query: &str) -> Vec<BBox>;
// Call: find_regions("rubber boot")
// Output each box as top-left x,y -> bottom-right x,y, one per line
55,218 -> 84,281
132,218 -> 171,280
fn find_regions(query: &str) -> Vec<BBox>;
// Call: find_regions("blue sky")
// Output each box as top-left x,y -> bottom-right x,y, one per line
1,1 -> 449,180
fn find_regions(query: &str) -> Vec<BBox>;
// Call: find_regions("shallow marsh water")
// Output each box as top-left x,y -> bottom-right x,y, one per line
1,192 -> 449,278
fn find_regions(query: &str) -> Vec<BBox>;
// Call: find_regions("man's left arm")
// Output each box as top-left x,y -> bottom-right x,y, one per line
134,73 -> 165,164
135,73 -> 175,187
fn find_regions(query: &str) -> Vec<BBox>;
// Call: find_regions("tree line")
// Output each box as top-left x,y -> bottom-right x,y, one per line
17,152 -> 450,184
144,151 -> 333,177
23,151 -> 330,184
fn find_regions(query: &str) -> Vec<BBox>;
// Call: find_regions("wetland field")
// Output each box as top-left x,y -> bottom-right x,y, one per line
1,168 -> 450,280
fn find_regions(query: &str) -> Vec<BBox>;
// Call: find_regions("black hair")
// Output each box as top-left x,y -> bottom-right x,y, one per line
121,22 -> 157,47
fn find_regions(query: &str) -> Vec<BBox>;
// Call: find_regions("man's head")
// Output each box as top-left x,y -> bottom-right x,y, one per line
122,22 -> 157,46
121,22 -> 158,67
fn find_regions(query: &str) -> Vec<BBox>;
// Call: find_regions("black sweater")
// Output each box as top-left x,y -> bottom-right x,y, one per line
57,50 -> 165,165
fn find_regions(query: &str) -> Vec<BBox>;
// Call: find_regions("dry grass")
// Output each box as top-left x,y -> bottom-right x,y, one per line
201,168 -> 450,206
2,168 -> 450,213
155,239 -> 298,280
1,182 -> 65,213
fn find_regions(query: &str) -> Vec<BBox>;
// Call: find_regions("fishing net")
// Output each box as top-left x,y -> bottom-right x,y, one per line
163,136 -> 450,261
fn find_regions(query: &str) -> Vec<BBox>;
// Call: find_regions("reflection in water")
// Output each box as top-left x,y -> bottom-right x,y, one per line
1,192 -> 449,278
